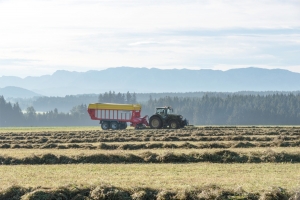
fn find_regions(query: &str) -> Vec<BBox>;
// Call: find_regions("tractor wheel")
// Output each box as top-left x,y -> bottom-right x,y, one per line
150,116 -> 162,129
101,121 -> 110,130
169,120 -> 179,129
110,121 -> 119,130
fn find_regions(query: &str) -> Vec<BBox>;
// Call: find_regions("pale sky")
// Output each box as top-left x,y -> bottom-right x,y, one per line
0,0 -> 299,77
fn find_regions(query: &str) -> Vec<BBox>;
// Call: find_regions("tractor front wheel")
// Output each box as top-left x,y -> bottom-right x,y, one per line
150,116 -> 162,129
169,120 -> 179,129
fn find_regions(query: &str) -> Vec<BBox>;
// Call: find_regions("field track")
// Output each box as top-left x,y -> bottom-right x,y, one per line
1,126 -> 300,199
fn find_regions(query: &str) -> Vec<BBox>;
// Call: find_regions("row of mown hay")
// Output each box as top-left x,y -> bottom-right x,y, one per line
1,140 -> 300,149
97,140 -> 300,149
1,126 -> 300,136
0,150 -> 299,165
0,184 -> 299,200
1,127 -> 300,142
1,135 -> 299,144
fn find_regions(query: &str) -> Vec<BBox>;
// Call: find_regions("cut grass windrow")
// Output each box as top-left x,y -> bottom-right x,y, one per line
1,149 -> 300,164
0,134 -> 299,144
1,140 -> 300,149
1,126 -> 299,145
1,184 -> 299,200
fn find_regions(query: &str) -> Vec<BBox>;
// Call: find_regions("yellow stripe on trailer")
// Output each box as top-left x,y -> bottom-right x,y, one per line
88,103 -> 141,111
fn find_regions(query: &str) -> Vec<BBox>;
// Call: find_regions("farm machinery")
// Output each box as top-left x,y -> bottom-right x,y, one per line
87,103 -> 189,130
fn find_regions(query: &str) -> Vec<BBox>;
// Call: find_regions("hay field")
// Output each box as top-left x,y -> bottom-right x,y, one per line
1,126 -> 300,199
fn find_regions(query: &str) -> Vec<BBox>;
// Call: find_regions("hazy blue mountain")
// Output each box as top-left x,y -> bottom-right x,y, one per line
0,67 -> 299,96
0,86 -> 42,98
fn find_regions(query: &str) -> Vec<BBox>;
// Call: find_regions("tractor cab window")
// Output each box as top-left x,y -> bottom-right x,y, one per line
156,107 -> 173,115
156,108 -> 165,115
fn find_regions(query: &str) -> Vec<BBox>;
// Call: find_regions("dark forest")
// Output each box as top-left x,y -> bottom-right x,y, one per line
1,92 -> 300,126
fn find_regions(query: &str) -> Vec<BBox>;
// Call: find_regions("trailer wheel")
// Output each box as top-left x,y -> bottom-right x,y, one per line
150,116 -> 162,129
101,121 -> 110,130
169,120 -> 179,129
110,121 -> 119,130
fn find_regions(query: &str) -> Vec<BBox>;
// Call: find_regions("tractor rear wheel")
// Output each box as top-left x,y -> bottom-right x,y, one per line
101,121 -> 110,130
169,120 -> 179,129
110,121 -> 119,130
150,116 -> 162,129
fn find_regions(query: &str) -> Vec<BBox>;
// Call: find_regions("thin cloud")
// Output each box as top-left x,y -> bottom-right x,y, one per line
0,0 -> 299,77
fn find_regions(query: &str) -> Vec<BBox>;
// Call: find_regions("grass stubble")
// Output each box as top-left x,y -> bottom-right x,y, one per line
0,163 -> 299,192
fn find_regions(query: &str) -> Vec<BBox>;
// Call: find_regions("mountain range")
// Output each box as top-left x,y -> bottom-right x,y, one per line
0,86 -> 42,98
1,67 -> 300,97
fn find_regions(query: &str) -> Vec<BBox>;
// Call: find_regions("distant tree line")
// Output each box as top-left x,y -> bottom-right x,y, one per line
0,96 -> 96,127
0,96 -> 23,127
7,91 -> 137,113
141,94 -> 300,125
1,92 -> 300,126
7,91 -> 300,112
0,91 -> 138,127
98,91 -> 137,104
13,95 -> 99,113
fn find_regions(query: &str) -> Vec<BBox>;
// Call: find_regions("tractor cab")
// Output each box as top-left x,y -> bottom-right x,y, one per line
156,106 -> 173,116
